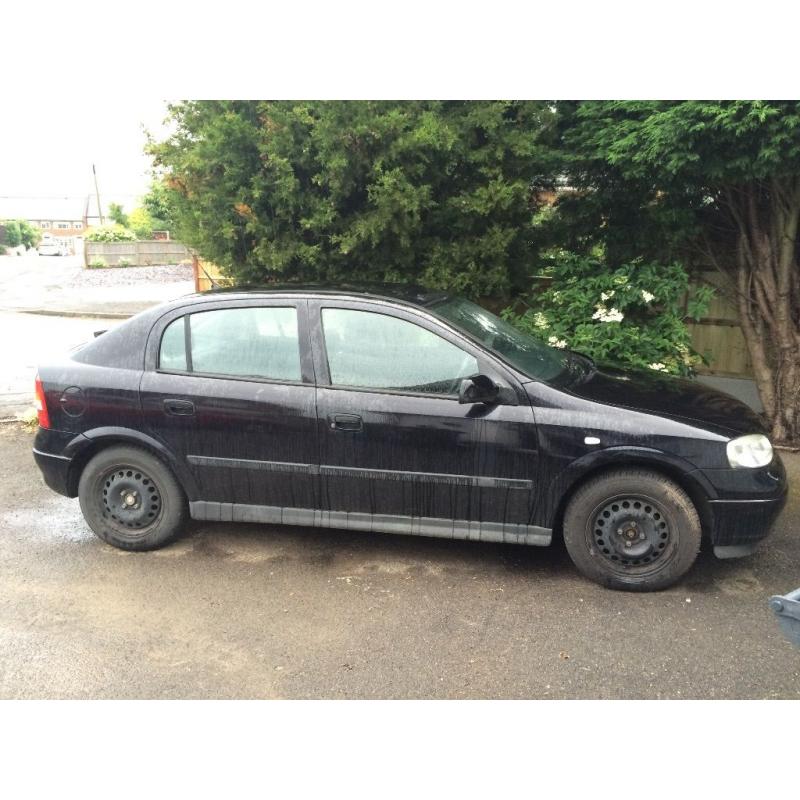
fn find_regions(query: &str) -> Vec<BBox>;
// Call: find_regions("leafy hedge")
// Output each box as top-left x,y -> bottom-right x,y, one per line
503,253 -> 713,376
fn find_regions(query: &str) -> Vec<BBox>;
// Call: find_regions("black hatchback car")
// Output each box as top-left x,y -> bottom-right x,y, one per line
33,284 -> 788,591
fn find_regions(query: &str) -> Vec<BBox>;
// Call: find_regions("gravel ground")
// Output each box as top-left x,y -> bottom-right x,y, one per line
64,263 -> 193,289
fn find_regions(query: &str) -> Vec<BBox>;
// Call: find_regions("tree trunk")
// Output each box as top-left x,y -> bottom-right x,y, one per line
721,181 -> 800,443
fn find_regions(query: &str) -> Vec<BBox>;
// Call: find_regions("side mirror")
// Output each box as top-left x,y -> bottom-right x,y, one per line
458,374 -> 499,405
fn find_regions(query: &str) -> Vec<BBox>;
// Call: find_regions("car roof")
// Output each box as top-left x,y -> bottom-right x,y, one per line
179,282 -> 452,310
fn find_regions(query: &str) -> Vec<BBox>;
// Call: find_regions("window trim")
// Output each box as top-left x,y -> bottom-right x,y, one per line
155,303 -> 308,386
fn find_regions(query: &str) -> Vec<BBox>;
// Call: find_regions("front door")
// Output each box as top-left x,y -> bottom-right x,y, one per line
309,300 -> 540,540
141,299 -> 319,513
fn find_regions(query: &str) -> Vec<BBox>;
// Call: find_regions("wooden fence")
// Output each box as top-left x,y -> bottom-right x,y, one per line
85,240 -> 191,267
686,270 -> 752,379
193,257 -> 234,292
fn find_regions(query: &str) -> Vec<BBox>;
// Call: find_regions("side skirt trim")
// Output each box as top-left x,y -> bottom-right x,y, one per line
189,501 -> 551,546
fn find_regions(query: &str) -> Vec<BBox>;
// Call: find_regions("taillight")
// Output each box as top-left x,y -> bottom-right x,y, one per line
34,374 -> 51,429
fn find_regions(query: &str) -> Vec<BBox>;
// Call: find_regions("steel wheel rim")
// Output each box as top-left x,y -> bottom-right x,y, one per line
587,492 -> 676,576
99,464 -> 163,536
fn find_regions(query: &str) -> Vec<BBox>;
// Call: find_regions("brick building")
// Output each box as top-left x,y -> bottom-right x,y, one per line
0,196 -> 98,253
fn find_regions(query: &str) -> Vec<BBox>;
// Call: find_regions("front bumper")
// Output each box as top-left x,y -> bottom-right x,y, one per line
709,494 -> 787,557
700,455 -> 788,558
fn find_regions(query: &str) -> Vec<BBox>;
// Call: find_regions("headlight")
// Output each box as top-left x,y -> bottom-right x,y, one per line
726,434 -> 773,469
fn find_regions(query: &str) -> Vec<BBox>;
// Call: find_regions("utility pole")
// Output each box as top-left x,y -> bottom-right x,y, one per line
92,163 -> 104,225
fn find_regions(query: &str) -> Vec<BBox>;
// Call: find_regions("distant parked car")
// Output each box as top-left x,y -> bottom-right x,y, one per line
38,241 -> 67,256
31,283 -> 788,591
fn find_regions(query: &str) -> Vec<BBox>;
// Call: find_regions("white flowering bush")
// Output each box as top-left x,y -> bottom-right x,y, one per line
85,225 -> 136,242
503,252 -> 713,376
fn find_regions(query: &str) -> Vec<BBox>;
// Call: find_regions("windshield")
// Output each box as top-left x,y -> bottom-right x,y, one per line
429,296 -> 571,383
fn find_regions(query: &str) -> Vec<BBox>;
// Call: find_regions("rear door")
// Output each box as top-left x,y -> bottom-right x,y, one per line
309,298 -> 539,533
140,298 -> 319,512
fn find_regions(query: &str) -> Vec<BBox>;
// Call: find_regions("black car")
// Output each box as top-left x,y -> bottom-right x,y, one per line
32,284 -> 788,591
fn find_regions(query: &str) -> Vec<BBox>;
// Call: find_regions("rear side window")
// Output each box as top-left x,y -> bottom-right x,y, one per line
159,307 -> 301,382
321,308 -> 478,394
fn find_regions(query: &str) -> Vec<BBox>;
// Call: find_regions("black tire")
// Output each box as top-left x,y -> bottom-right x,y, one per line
78,445 -> 187,551
562,468 -> 701,592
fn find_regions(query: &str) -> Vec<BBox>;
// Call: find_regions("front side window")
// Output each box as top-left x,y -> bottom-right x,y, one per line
322,308 -> 478,394
159,306 -> 301,381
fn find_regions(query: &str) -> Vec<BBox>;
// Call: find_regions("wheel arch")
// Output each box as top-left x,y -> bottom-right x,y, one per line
65,427 -> 198,499
547,448 -> 714,541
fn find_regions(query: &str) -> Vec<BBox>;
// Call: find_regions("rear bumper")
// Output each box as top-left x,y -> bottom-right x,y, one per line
33,447 -> 72,496
32,427 -> 84,497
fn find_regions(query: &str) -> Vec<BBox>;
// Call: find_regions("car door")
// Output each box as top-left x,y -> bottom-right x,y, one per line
309,298 -> 541,539
140,298 -> 319,513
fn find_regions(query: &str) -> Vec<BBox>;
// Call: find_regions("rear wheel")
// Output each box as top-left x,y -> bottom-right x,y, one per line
78,445 -> 187,551
562,469 -> 701,592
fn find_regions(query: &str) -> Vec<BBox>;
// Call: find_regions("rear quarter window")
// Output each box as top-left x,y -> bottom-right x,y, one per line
158,306 -> 301,382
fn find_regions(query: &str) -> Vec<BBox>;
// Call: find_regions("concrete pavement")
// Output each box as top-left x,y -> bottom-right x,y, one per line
0,253 -> 193,418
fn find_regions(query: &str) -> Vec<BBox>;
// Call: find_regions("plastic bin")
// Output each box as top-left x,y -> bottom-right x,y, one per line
769,588 -> 800,647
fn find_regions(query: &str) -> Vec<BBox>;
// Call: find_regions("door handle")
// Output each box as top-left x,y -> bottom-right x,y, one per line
164,398 -> 195,416
329,413 -> 362,432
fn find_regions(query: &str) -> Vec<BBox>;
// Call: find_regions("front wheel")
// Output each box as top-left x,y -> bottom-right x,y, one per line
78,445 -> 187,551
562,469 -> 701,592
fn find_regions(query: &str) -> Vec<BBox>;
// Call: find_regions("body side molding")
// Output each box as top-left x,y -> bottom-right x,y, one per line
187,454 -> 534,490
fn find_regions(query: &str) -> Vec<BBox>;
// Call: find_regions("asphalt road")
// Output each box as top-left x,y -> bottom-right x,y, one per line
1,422 -> 797,699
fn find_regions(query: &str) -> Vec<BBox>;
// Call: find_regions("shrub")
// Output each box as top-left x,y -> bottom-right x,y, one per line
85,225 -> 136,242
117,257 -> 134,267
88,258 -> 107,269
503,252 -> 713,376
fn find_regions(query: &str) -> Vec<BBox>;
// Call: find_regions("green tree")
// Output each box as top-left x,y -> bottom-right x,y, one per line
108,202 -> 129,228
147,101 -> 554,298
2,220 -> 22,248
128,207 -> 155,239
18,220 -> 41,249
141,179 -> 175,233
550,101 -> 800,442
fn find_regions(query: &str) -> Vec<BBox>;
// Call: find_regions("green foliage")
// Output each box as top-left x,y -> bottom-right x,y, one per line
85,225 -> 137,242
18,220 -> 41,248
547,101 -> 800,264
117,257 -> 134,267
504,252 -> 712,376
147,100 -> 555,297
87,258 -> 107,269
108,202 -> 129,228
128,207 -> 155,239
2,220 -> 22,248
141,179 -> 175,233
2,220 -> 41,249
